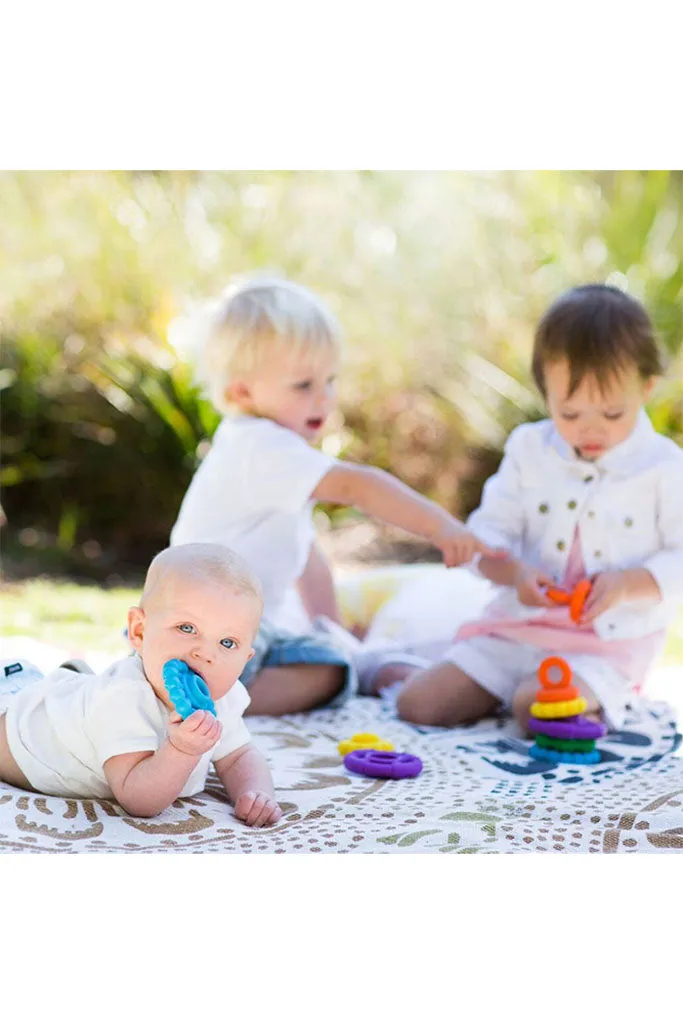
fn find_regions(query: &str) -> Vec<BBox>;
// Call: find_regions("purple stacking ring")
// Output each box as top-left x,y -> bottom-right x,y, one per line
344,749 -> 423,780
528,715 -> 606,740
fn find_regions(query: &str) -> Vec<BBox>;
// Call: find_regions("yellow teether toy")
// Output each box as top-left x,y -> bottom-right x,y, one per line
338,732 -> 394,756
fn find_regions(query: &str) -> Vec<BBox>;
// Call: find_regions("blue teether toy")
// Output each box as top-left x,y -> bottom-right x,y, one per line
162,659 -> 216,719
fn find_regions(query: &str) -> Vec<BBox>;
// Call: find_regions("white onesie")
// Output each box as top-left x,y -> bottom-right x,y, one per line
4,655 -> 251,799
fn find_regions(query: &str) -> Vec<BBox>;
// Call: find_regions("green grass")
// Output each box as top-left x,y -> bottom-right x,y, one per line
1,576 -> 683,666
0,578 -> 139,655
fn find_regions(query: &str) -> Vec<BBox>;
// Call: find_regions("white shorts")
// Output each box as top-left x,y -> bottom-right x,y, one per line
443,635 -> 634,730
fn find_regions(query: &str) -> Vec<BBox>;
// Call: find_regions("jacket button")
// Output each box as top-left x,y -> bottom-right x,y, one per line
625,517 -> 633,527
539,503 -> 549,514
587,510 -> 595,518
594,550 -> 602,558
556,540 -> 566,551
567,500 -> 577,510
583,475 -> 594,483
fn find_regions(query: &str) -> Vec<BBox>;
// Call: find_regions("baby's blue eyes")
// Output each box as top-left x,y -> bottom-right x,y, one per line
177,624 -> 236,650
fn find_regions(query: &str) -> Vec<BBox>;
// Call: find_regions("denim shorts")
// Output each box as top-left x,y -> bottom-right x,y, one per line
240,619 -> 357,708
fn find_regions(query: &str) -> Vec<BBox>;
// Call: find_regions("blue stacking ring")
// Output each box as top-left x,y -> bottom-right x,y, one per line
529,743 -> 601,765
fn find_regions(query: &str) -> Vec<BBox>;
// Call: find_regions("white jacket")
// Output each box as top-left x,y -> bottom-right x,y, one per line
467,411 -> 683,641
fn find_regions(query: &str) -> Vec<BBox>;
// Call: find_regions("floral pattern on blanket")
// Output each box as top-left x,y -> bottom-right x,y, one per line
1,696 -> 681,854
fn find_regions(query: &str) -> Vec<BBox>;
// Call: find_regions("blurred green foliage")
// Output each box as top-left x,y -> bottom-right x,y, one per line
1,171 -> 681,579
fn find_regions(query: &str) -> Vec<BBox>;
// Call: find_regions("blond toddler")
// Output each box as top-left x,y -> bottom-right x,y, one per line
171,276 -> 501,714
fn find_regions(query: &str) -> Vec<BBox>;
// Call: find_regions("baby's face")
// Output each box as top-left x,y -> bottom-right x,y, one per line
128,578 -> 261,708
233,347 -> 339,443
544,358 -> 654,461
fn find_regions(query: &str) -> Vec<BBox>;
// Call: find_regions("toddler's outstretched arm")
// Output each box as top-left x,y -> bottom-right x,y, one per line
297,541 -> 342,623
214,744 -> 282,828
312,464 -> 504,567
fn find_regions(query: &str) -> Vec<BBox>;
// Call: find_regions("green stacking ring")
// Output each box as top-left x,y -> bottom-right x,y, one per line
534,733 -> 596,753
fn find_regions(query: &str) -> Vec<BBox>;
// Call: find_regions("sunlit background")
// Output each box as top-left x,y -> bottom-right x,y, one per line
1,171 -> 682,600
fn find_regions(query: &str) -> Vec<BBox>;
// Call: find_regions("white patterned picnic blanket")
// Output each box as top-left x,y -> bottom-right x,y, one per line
1,685 -> 681,854
2,559 -> 682,854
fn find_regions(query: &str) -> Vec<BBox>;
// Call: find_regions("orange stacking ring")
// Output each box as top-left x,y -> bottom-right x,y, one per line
536,656 -> 580,703
570,579 -> 592,624
538,656 -> 572,688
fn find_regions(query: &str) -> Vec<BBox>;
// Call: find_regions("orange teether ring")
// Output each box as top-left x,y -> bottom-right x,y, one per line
536,656 -> 580,702
546,586 -> 570,605
570,579 -> 592,624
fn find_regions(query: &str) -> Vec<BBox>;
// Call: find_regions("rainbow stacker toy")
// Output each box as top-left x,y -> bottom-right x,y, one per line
528,655 -> 606,764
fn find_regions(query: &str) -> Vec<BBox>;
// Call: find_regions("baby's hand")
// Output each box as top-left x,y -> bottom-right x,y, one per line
168,709 -> 222,757
436,524 -> 508,568
579,571 -> 630,623
514,564 -> 556,608
234,791 -> 282,828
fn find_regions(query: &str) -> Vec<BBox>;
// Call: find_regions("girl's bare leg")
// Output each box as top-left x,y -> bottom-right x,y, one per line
244,664 -> 346,716
396,662 -> 499,727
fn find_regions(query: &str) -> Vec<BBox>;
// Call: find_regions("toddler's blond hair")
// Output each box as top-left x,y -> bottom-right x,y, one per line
197,276 -> 342,414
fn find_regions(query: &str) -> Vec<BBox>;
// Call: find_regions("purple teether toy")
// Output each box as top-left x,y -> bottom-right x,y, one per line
344,749 -> 423,779
527,714 -> 606,741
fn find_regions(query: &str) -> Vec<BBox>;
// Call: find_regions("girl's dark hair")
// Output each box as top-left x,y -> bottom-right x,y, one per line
532,284 -> 664,397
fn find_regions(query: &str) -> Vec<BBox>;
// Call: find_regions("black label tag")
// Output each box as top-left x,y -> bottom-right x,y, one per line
4,662 -> 23,677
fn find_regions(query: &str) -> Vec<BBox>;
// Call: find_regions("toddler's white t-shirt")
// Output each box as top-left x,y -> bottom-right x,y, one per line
170,416 -> 336,622
5,655 -> 251,800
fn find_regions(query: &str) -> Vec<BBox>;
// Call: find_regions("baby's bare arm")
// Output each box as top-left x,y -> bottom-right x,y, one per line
104,709 -> 221,816
214,743 -> 282,827
103,742 -> 201,817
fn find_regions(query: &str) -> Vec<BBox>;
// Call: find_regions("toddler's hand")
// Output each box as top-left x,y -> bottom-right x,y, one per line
436,524 -> 508,568
514,564 -> 556,608
168,709 -> 222,757
579,571 -> 630,623
234,791 -> 282,828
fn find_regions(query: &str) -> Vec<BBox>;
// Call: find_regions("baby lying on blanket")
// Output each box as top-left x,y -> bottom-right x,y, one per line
0,543 -> 282,826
